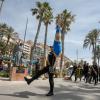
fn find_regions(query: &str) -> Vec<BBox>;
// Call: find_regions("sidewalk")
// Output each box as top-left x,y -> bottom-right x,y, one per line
0,78 -> 100,100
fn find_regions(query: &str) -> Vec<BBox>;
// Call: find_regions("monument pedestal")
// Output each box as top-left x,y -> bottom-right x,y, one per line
10,67 -> 28,81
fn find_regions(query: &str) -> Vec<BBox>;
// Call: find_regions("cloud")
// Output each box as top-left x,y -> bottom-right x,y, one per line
65,40 -> 83,46
0,0 -> 100,63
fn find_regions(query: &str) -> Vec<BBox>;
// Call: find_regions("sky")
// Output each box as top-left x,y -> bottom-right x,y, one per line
0,0 -> 100,63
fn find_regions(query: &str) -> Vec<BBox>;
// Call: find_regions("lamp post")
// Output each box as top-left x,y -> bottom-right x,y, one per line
22,18 -> 28,59
23,18 -> 28,45
0,0 -> 4,15
76,49 -> 78,64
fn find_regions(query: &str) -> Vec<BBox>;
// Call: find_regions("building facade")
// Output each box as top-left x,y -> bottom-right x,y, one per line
23,43 -> 31,58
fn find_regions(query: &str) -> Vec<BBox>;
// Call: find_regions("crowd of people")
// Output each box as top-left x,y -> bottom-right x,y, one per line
69,61 -> 99,85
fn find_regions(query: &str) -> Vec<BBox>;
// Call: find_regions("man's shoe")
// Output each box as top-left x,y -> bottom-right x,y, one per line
46,92 -> 54,96
94,83 -> 97,86
24,77 -> 31,85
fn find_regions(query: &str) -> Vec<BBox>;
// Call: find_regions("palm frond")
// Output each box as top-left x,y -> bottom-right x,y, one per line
31,8 -> 38,15
55,9 -> 75,34
36,2 -> 42,8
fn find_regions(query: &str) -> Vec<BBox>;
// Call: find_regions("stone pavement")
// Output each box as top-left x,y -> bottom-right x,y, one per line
0,78 -> 100,100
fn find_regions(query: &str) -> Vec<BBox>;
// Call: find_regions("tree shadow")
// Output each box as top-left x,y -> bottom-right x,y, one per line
0,91 -> 44,98
1,81 -> 100,100
51,93 -> 83,100
35,83 -> 100,100
35,86 -> 85,100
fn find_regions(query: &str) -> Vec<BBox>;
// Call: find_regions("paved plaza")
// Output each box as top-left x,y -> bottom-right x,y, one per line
0,78 -> 100,100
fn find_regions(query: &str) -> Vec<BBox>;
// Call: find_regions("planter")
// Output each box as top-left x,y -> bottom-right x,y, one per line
10,67 -> 28,81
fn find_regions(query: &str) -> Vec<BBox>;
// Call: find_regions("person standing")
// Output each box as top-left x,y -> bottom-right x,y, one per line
24,46 -> 56,96
35,59 -> 40,74
92,62 -> 98,85
70,63 -> 77,81
84,63 -> 89,83
83,61 -> 87,80
35,58 -> 40,77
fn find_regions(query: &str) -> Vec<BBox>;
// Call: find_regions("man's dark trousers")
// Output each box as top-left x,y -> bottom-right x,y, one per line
31,66 -> 54,93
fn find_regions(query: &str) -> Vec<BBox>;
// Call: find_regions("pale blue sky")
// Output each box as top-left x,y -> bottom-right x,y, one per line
0,0 -> 100,63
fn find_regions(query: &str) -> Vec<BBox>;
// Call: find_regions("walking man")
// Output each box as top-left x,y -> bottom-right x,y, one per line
24,46 -> 56,96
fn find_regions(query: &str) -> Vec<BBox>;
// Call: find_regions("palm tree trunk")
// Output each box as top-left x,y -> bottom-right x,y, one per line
3,37 -> 10,54
6,38 -> 10,46
60,33 -> 65,77
30,18 -> 42,61
94,43 -> 97,64
4,36 -> 10,49
44,24 -> 48,66
93,44 -> 96,64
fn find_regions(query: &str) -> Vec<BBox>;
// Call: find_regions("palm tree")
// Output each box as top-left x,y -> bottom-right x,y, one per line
0,23 -> 8,39
0,40 -> 6,54
30,2 -> 50,61
0,0 -> 4,15
5,27 -> 14,46
56,9 -> 74,71
83,29 -> 100,64
43,3 -> 53,66
0,23 -> 8,53
0,23 -> 18,54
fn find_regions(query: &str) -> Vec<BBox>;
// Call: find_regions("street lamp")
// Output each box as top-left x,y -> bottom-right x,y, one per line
76,49 -> 78,64
0,0 -> 4,15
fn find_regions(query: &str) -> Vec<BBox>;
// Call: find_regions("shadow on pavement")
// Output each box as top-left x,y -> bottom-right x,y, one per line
35,83 -> 100,100
0,91 -> 44,98
1,81 -> 100,100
